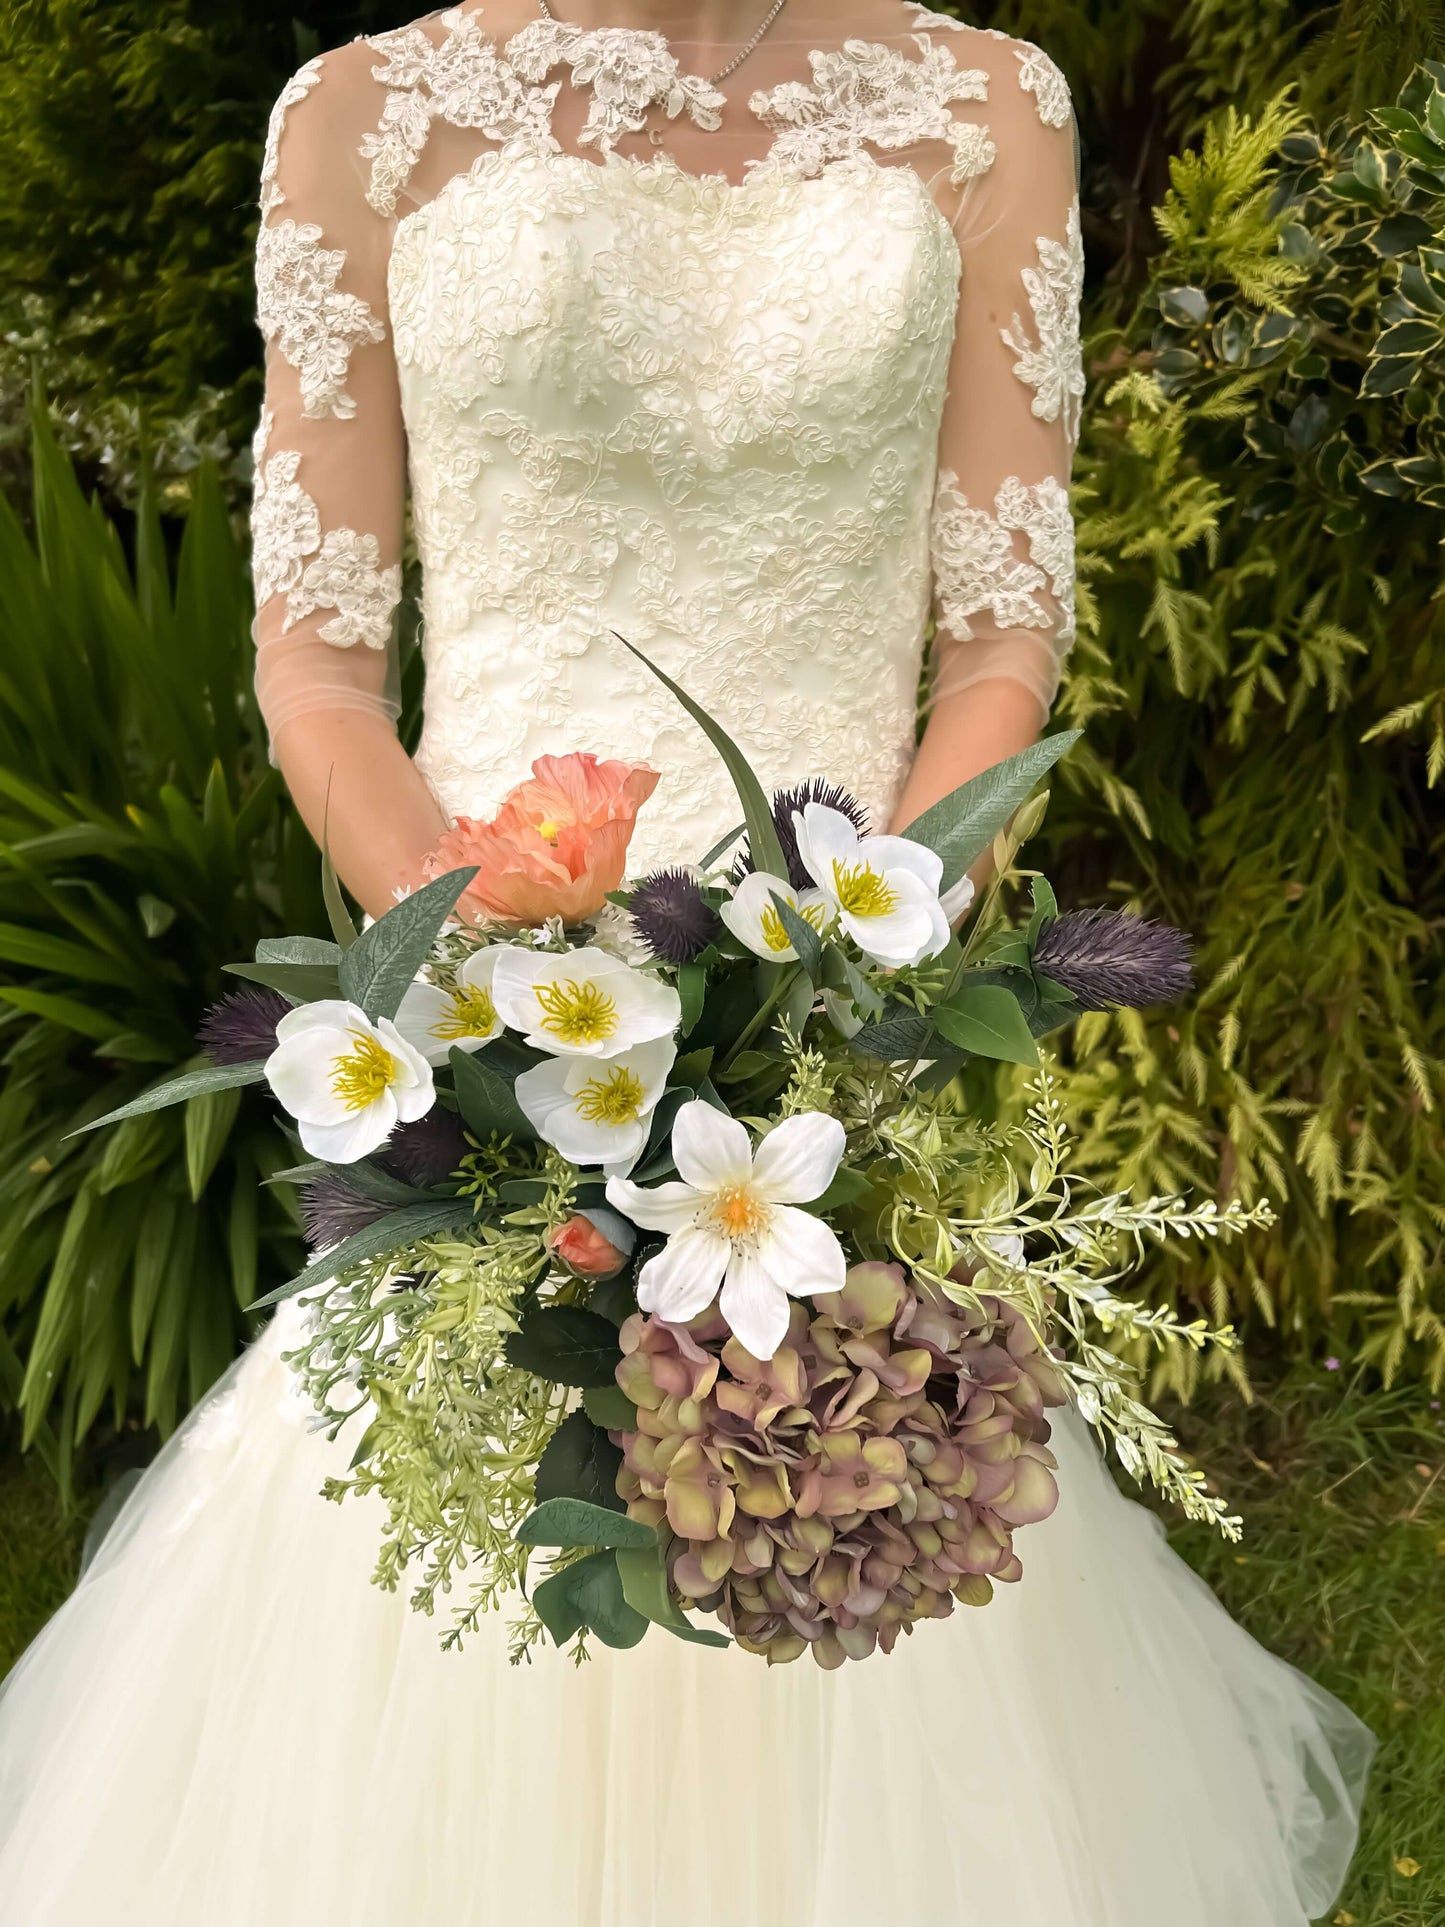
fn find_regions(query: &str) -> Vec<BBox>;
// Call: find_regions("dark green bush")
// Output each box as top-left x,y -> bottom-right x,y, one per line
0,402 -> 322,1463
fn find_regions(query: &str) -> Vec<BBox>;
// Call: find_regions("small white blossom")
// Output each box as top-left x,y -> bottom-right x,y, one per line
515,1037 -> 676,1176
394,947 -> 504,1066
265,1000 -> 435,1162
793,804 -> 950,968
720,870 -> 829,961
491,945 -> 680,1059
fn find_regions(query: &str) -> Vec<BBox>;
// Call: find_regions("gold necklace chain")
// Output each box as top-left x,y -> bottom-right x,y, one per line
533,0 -> 792,88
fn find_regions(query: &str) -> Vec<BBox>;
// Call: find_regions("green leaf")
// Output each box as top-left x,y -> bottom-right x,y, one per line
849,1004 -> 933,1061
769,891 -> 822,980
583,1384 -> 639,1431
677,960 -> 707,1037
450,1045 -> 535,1142
183,1086 -> 243,1201
225,960 -> 340,1002
699,821 -> 746,868
505,1305 -> 623,1388
616,636 -> 787,876
1027,876 -> 1059,943
256,936 -> 343,966
338,868 -> 478,1021
809,1165 -> 876,1213
535,1409 -> 626,1509
615,1543 -> 731,1647
670,1045 -> 714,1087
934,982 -> 1039,1065
515,1497 -> 657,1549
903,733 -> 1081,889
321,845 -> 359,950
252,1199 -> 474,1309
76,1061 -> 267,1134
532,1550 -> 650,1650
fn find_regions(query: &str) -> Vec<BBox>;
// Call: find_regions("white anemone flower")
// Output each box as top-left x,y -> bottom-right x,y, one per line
491,945 -> 680,1059
793,803 -> 950,968
606,1100 -> 847,1360
265,1000 -> 435,1163
515,1037 -> 676,1176
393,947 -> 503,1066
719,870 -> 829,961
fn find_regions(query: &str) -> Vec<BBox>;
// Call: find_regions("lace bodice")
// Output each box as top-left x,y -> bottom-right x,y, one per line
251,1 -> 1081,868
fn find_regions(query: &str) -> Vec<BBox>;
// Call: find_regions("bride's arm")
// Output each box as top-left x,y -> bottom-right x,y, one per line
892,46 -> 1081,831
251,47 -> 447,919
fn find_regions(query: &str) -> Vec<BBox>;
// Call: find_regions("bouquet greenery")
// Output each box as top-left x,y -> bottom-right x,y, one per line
87,653 -> 1269,1668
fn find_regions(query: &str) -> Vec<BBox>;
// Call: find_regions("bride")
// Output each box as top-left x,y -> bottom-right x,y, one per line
0,2 -> 1373,1921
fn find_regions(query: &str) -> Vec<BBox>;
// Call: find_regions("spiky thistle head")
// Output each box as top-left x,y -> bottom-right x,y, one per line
299,1175 -> 391,1251
1034,910 -> 1194,1011
384,1107 -> 471,1187
630,868 -> 721,964
738,780 -> 869,891
198,988 -> 289,1065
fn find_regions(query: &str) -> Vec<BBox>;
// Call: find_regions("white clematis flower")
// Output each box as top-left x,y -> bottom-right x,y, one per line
491,945 -> 680,1059
793,803 -> 950,968
515,1036 -> 676,1176
393,946 -> 503,1066
606,1100 -> 847,1361
265,1000 -> 435,1163
719,870 -> 829,961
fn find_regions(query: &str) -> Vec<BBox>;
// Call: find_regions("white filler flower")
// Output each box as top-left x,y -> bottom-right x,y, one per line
794,803 -> 950,968
719,870 -> 828,961
492,945 -> 680,1059
607,1100 -> 847,1360
515,1037 -> 676,1176
265,1000 -> 435,1162
393,947 -> 503,1066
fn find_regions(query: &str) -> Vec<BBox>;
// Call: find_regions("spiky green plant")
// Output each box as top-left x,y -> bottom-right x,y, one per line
0,400 -> 320,1466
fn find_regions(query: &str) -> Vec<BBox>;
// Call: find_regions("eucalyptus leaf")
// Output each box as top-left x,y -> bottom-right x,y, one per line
255,936 -> 343,967
338,868 -> 479,1021
76,1061 -> 266,1134
516,1497 -> 657,1549
615,1543 -> 731,1647
225,959 -> 340,1003
532,1550 -> 650,1650
903,733 -> 1081,889
252,1198 -> 473,1309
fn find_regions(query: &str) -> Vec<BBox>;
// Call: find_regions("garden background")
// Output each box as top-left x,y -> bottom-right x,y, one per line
0,1 -> 1441,1918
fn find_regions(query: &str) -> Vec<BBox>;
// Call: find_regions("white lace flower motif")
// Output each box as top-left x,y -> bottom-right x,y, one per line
931,470 -> 1076,653
607,1101 -> 847,1361
251,440 -> 321,610
509,19 -> 724,152
1014,43 -> 1072,128
266,1001 -> 435,1162
794,803 -> 950,969
394,947 -> 505,1066
1002,201 -> 1085,443
515,1035 -> 676,1175
751,37 -> 994,186
287,531 -> 403,651
491,946 -> 680,1058
260,56 -> 324,220
256,220 -> 386,421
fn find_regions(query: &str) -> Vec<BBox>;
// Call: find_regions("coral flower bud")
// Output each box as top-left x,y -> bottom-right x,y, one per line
547,1213 -> 628,1279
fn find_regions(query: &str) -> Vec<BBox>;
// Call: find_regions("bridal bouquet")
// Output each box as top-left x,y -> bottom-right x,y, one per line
89,651 -> 1269,1668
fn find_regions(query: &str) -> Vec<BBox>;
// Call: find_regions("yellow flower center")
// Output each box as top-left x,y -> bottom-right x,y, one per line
708,1183 -> 770,1242
832,859 -> 898,920
535,818 -> 564,844
533,977 -> 620,1047
330,1033 -> 397,1112
574,1066 -> 646,1125
759,897 -> 825,954
435,983 -> 498,1040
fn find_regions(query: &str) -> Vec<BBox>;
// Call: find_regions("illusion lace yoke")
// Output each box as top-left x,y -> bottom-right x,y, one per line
251,0 -> 1083,868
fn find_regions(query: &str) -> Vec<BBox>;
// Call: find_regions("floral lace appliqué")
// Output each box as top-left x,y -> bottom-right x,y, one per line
363,8 -> 562,216
251,410 -> 402,650
508,20 -> 725,151
260,55 -> 323,219
750,36 -> 993,185
1002,201 -> 1085,443
1014,43 -> 1072,128
931,470 -> 1075,650
256,219 -> 386,421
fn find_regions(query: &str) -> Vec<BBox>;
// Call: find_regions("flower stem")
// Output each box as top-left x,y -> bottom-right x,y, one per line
719,964 -> 800,1072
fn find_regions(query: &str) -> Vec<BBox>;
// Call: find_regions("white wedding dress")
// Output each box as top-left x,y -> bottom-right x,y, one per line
0,5 -> 1372,1922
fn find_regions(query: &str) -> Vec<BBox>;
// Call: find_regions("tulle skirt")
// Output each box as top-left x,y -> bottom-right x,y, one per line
0,1303 -> 1372,1926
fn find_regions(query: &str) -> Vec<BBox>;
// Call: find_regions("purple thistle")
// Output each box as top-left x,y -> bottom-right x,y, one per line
299,1175 -> 391,1251
1034,910 -> 1194,1011
383,1107 -> 471,1187
630,868 -> 721,964
739,780 -> 869,891
198,988 -> 289,1065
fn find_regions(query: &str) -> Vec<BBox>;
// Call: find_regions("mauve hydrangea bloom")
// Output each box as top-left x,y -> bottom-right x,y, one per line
612,1262 -> 1066,1668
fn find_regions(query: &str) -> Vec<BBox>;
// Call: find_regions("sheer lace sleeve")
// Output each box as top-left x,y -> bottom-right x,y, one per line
251,46 -> 406,744
928,31 -> 1081,721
